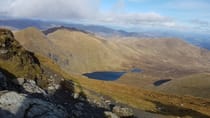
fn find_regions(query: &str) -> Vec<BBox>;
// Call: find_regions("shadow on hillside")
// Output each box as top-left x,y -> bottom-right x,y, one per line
146,100 -> 210,118
0,67 -> 25,92
153,79 -> 171,86
51,80 -> 107,117
0,69 -> 108,118
28,52 -> 41,66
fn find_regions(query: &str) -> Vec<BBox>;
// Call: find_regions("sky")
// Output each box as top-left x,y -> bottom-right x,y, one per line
0,0 -> 210,33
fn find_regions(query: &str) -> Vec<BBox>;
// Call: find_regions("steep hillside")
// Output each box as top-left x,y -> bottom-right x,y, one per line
14,27 -> 74,72
15,27 -> 129,73
14,27 -> 54,54
115,38 -> 210,71
116,38 -> 210,88
46,29 -> 128,73
0,28 -> 43,83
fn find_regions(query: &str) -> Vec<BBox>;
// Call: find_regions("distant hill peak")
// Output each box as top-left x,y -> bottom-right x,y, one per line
20,27 -> 45,35
43,26 -> 90,35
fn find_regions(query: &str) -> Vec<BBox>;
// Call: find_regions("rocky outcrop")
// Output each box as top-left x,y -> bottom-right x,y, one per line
0,28 -> 63,90
12,78 -> 24,86
112,106 -> 134,117
0,69 -> 135,118
42,67 -> 63,94
104,111 -> 119,118
0,92 -> 68,118
0,28 -> 47,88
23,79 -> 47,95
91,98 -> 134,118
0,70 -> 66,117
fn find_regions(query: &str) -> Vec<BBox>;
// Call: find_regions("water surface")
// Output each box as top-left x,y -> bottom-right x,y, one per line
130,68 -> 142,73
83,71 -> 126,81
83,68 -> 142,81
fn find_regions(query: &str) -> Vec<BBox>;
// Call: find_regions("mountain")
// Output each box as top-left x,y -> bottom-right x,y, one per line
1,28 -> 210,117
0,19 -> 55,30
15,27 -> 210,75
14,27 -> 70,70
15,27 -> 130,73
14,27 -> 210,100
43,26 -> 89,35
42,27 -> 210,75
0,18 -> 143,37
115,38 -> 210,90
47,28 -> 130,73
117,38 -> 210,72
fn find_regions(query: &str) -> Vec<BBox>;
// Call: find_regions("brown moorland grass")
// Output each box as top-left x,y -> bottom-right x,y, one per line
157,73 -> 210,98
36,53 -> 210,118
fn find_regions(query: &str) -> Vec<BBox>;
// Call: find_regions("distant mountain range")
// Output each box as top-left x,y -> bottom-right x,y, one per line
1,18 -> 210,50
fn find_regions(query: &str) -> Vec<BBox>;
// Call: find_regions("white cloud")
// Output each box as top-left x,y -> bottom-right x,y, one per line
98,12 -> 176,28
0,0 -> 181,30
0,0 -> 176,27
0,0 -> 13,12
3,0 -> 100,20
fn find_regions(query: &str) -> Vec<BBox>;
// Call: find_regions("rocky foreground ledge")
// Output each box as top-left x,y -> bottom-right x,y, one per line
0,91 -> 68,118
0,28 -> 135,118
0,70 -> 135,118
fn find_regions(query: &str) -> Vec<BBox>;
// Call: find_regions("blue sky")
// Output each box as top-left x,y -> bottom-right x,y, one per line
0,0 -> 210,33
100,0 -> 210,20
99,0 -> 210,33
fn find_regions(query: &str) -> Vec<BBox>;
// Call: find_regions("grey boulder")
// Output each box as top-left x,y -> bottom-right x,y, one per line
0,91 -> 69,118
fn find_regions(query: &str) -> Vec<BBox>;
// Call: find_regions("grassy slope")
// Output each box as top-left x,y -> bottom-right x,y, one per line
15,27 -> 54,55
47,29 -> 128,73
114,38 -> 210,98
14,27 -> 69,71
114,38 -> 210,72
115,38 -> 210,89
157,73 -> 210,98
36,53 -> 210,118
15,28 -> 129,73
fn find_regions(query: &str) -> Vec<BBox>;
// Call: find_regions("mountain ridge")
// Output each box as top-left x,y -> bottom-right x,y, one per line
1,18 -> 210,50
